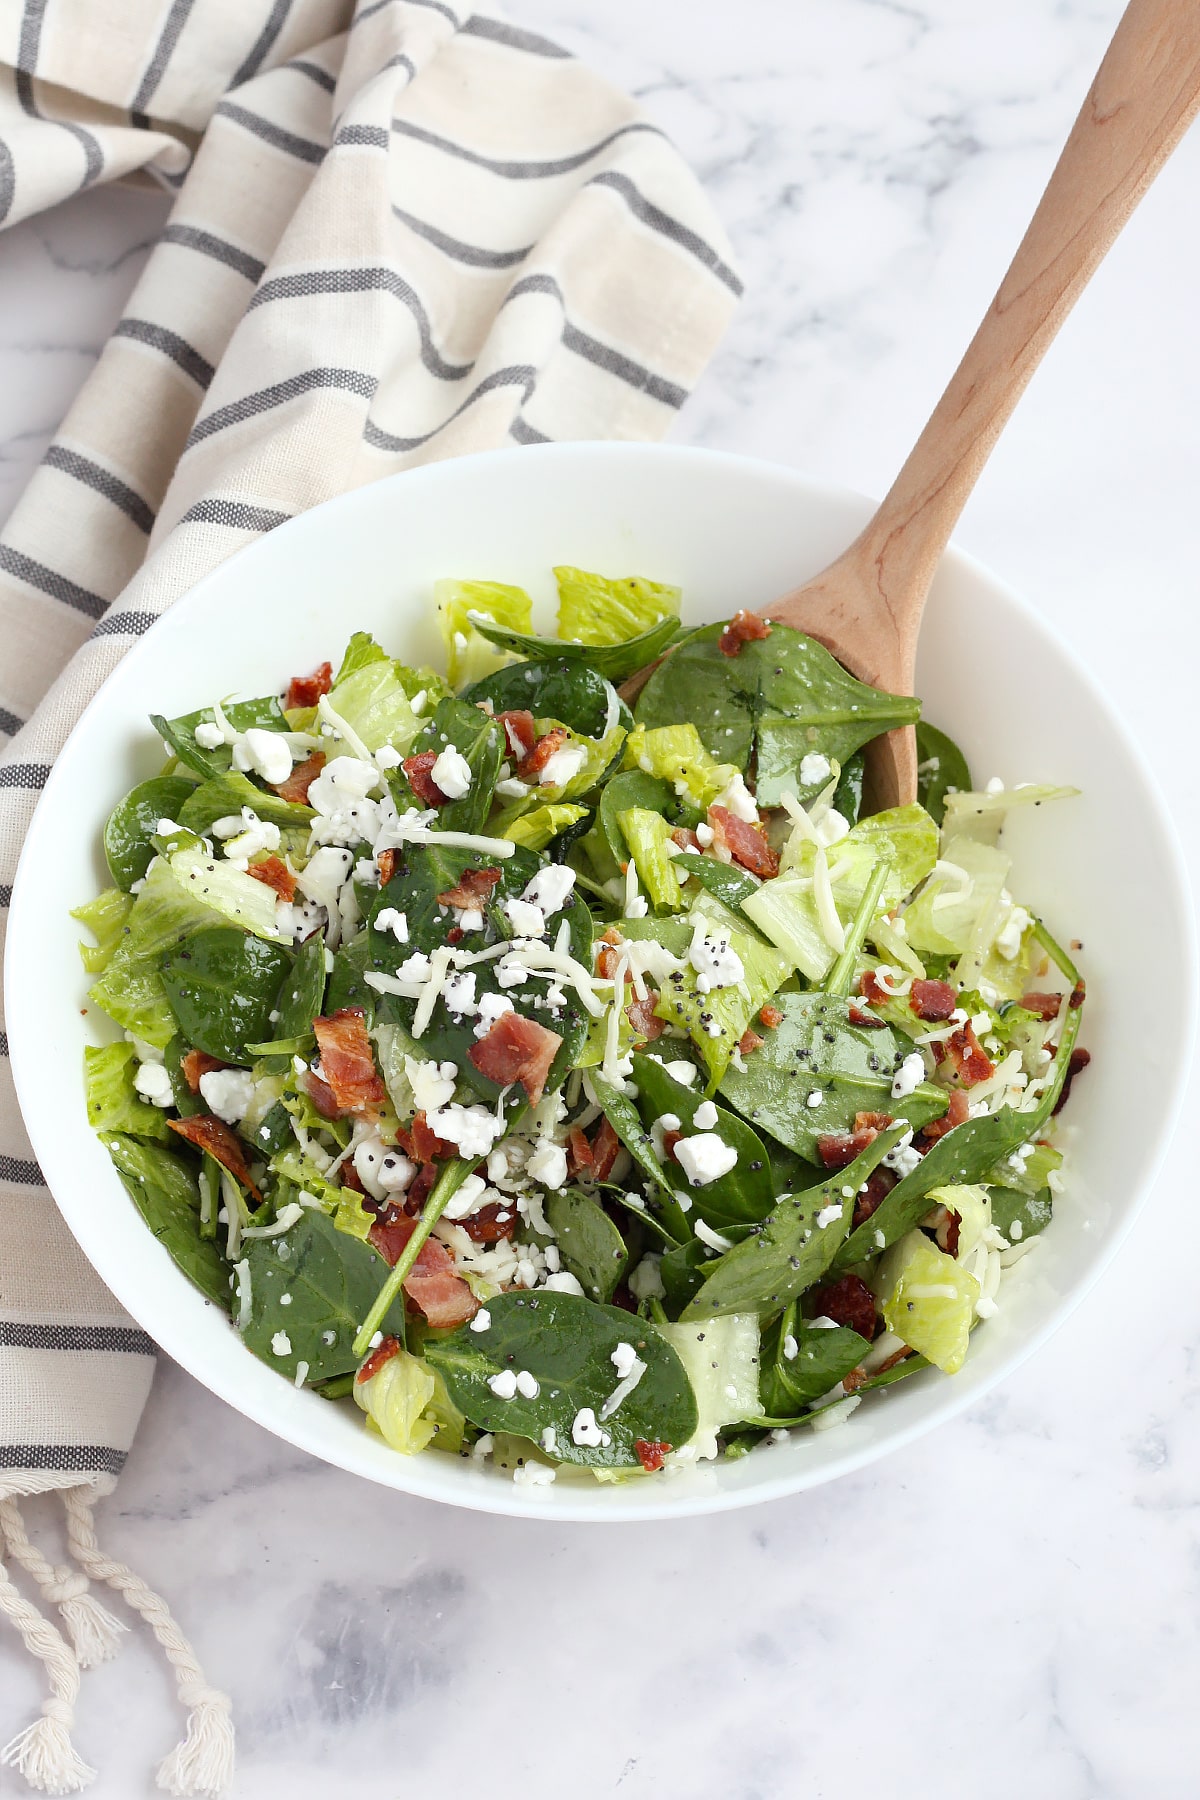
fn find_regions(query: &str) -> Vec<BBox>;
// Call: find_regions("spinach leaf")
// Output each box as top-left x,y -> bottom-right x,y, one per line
424,1290 -> 698,1466
151,696 -> 288,780
759,1310 -> 870,1413
403,696 -> 504,834
588,1071 -> 690,1243
163,1033 -> 205,1117
325,935 -> 372,1018
104,776 -> 197,891
370,844 -> 590,1103
471,612 -> 680,682
915,722 -> 972,825
681,1124 -> 908,1320
833,752 -> 865,825
272,931 -> 327,1041
672,853 -> 759,913
632,1052 -> 774,1229
177,771 -> 314,835
659,1238 -> 709,1316
462,659 -> 626,741
246,1099 -> 294,1159
101,1130 -> 229,1310
718,992 -> 947,1160
241,1210 -> 407,1385
160,926 -> 292,1063
544,1188 -> 628,1303
599,769 -> 673,864
988,1184 -> 1053,1242
834,1003 -> 1083,1270
636,622 -> 920,806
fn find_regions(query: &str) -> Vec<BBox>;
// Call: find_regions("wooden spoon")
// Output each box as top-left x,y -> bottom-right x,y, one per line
709,0 -> 1200,808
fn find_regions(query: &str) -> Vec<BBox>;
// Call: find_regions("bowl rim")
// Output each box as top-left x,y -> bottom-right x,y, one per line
7,439 -> 1196,1521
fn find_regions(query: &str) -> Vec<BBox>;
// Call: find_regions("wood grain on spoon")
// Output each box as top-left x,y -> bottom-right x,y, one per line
625,3 -> 1200,790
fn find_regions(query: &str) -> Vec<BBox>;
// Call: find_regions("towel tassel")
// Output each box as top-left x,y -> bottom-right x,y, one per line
0,1497 -> 126,1668
0,1517 -> 93,1795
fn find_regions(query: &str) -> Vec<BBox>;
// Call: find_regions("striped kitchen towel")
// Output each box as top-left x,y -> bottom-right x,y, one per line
0,0 -> 740,1791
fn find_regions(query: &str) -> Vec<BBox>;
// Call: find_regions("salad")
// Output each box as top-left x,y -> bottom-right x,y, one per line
74,567 -> 1089,1485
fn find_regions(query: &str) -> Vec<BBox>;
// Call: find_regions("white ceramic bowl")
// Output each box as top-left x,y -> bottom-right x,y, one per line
7,443 -> 1194,1520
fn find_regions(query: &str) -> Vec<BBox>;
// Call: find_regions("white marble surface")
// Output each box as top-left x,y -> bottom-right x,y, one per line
4,2 -> 1200,1794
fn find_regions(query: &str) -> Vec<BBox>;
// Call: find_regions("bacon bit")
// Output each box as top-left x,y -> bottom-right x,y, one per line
589,1117 -> 621,1181
517,726 -> 572,782
841,1365 -> 868,1393
437,865 -> 502,910
312,1009 -> 387,1111
718,610 -> 771,656
246,855 -> 296,902
942,1023 -> 994,1087
1069,978 -> 1087,1010
180,1048 -> 225,1094
807,1273 -> 877,1341
848,1005 -> 887,1029
406,1162 -> 439,1212
874,1346 -> 914,1377
854,1110 -> 894,1133
626,993 -> 664,1041
302,1068 -> 342,1119
634,1438 -> 671,1473
596,926 -> 625,981
567,1127 -> 594,1176
459,1203 -> 519,1244
498,710 -> 536,762
285,661 -> 333,710
738,1028 -> 765,1056
709,805 -> 778,878
661,1129 -> 683,1164
816,1126 -> 880,1169
447,926 -> 464,945
377,848 -> 399,885
919,1088 -> 971,1145
468,1010 -> 562,1106
610,1283 -> 638,1314
858,970 -> 887,1006
910,978 -> 956,1022
1020,990 -> 1063,1021
340,1160 -> 366,1194
671,826 -> 701,852
410,1112 -> 455,1163
1052,1045 -> 1091,1115
934,1205 -> 962,1257
167,1115 -> 261,1202
271,750 -> 325,804
759,1004 -> 784,1031
355,1334 -> 401,1384
367,1216 -> 478,1327
402,749 -> 451,807
851,1167 -> 896,1230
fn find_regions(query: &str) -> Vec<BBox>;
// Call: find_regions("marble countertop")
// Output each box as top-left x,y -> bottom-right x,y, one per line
3,2 -> 1198,1795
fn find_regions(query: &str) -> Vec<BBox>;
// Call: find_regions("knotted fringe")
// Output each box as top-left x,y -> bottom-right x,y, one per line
63,1485 -> 234,1798
0,1498 -> 126,1668
0,1542 -> 93,1794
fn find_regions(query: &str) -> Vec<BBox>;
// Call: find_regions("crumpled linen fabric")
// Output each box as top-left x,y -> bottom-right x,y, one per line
0,0 -> 739,1789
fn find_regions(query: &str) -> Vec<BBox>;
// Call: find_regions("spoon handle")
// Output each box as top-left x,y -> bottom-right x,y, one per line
854,0 -> 1200,635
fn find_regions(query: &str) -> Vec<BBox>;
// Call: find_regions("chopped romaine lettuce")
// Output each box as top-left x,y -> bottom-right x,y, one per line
435,578 -> 532,686
554,566 -> 680,647
84,1043 -> 171,1141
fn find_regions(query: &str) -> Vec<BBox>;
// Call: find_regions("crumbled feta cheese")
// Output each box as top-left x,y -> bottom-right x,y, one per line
441,970 -> 478,1018
627,1254 -> 664,1300
695,821 -> 714,848
714,772 -> 758,822
133,1061 -> 174,1107
611,1342 -> 640,1380
692,1099 -> 719,1130
883,1128 -> 922,1178
426,1101 -> 504,1159
571,1406 -> 610,1448
543,1271 -> 585,1295
488,1369 -> 518,1399
523,865 -> 576,916
495,778 -> 530,799
799,752 -> 832,787
783,1333 -> 799,1360
404,1057 -> 457,1114
538,744 -> 587,787
985,776 -> 1005,795
515,1370 -> 540,1399
662,1060 -> 698,1087
674,1133 -> 738,1187
815,807 -> 850,847
194,720 -> 224,750
431,742 -> 472,799
891,1052 -> 926,1100
473,992 -> 515,1039
806,1089 -> 824,1109
689,926 -> 744,990
374,907 -> 408,943
378,1150 -> 416,1192
396,950 -> 433,985
995,904 -> 1031,960
234,726 -> 294,786
198,1067 -> 256,1124
442,1172 -> 488,1220
458,908 -> 484,932
375,744 -> 402,770
271,1330 -> 292,1357
815,1203 -> 842,1229
540,1426 -> 557,1454
512,1461 -> 556,1488
470,1308 -> 492,1332
494,952 -> 531,988
502,897 -> 546,938
527,1139 -> 568,1191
